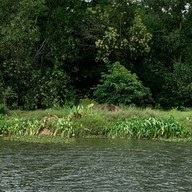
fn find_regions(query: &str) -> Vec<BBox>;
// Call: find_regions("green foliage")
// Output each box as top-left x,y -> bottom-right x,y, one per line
1,118 -> 43,136
129,13 -> 152,55
52,118 -> 78,138
45,4 -> 81,64
0,116 -> 78,138
68,103 -> 95,120
24,70 -> 74,109
93,62 -> 150,105
0,115 -> 7,135
106,116 -> 189,139
0,0 -> 47,109
161,62 -> 192,108
140,0 -> 192,108
0,104 -> 8,115
0,81 -> 3,104
0,0 -> 192,109
2,87 -> 18,109
1,107 -> 192,140
68,105 -> 84,119
95,27 -> 128,63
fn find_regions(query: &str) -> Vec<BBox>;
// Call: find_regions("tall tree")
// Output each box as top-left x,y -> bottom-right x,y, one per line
0,0 -> 46,108
141,0 -> 192,107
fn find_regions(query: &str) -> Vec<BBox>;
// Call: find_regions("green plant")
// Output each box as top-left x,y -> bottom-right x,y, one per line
0,104 -> 8,115
1,117 -> 44,136
0,115 -> 7,135
24,70 -> 74,109
52,117 -> 78,138
93,62 -> 150,105
68,104 -> 95,119
106,116 -> 189,139
161,62 -> 192,108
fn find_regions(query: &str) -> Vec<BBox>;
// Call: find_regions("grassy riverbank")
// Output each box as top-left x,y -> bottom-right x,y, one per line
1,105 -> 192,143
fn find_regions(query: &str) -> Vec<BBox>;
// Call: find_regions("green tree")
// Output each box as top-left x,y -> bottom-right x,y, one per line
94,1 -> 152,72
1,0 -> 192,109
0,0 -> 46,108
161,62 -> 192,108
44,0 -> 102,99
129,12 -> 152,57
137,0 -> 192,107
93,62 -> 150,105
24,69 -> 74,109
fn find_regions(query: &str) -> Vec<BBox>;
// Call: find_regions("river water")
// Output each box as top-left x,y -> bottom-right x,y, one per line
0,138 -> 192,192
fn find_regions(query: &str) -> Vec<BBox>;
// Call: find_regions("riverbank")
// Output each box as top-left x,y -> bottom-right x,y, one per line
1,105 -> 192,143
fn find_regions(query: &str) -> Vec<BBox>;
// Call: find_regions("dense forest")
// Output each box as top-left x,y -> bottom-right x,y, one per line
0,0 -> 192,110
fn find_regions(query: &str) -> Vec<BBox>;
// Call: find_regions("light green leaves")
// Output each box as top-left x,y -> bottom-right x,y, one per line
129,13 -> 152,54
106,116 -> 189,139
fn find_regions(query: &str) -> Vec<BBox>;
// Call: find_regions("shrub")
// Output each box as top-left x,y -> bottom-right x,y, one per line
93,62 -> 150,105
0,104 -> 8,115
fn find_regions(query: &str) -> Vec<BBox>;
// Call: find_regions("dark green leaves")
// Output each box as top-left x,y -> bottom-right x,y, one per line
93,62 -> 150,105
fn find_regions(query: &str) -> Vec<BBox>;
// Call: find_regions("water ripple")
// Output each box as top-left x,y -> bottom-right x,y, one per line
0,139 -> 192,191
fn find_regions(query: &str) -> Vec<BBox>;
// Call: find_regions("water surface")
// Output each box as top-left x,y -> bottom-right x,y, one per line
1,138 -> 192,192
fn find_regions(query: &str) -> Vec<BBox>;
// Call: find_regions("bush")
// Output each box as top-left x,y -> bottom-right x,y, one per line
93,62 -> 150,105
0,104 -> 8,115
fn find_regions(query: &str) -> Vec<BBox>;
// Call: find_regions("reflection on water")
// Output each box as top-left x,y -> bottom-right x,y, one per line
1,138 -> 192,192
